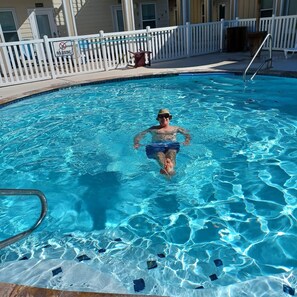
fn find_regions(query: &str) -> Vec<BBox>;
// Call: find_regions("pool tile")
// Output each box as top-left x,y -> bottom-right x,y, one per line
76,254 -> 91,262
195,286 -> 204,289
19,256 -> 29,261
133,278 -> 145,292
209,274 -> 218,281
214,259 -> 223,267
147,260 -> 157,270
283,284 -> 295,295
52,267 -> 63,276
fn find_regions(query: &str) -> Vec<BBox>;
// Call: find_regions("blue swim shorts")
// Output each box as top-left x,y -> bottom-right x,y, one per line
145,141 -> 180,159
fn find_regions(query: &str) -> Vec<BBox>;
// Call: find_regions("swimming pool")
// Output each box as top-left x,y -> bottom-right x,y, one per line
1,73 -> 297,296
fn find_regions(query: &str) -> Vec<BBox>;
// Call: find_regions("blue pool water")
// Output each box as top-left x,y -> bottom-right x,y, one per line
1,74 -> 297,296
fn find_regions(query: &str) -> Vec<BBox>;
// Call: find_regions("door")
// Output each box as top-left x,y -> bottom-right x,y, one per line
28,8 -> 57,39
218,4 -> 225,20
112,5 -> 125,32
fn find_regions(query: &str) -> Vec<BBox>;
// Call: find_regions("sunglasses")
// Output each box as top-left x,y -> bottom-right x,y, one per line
158,114 -> 170,119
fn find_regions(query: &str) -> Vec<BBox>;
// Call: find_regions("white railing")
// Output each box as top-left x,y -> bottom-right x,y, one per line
191,22 -> 222,56
0,39 -> 51,86
0,15 -> 296,87
233,14 -> 297,49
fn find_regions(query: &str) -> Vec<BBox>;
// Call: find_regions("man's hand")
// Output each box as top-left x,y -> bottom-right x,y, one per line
134,143 -> 140,149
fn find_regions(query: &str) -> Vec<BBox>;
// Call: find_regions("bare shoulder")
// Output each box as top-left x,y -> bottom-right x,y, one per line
175,126 -> 187,131
169,125 -> 180,130
148,125 -> 160,130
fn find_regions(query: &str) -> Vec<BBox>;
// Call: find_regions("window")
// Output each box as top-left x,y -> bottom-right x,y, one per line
141,3 -> 156,28
261,0 -> 273,17
0,9 -> 19,42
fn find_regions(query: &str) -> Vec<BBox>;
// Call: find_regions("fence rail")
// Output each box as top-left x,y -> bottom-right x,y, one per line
1,15 -> 297,87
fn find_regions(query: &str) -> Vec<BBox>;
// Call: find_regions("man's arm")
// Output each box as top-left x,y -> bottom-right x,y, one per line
133,129 -> 150,149
177,127 -> 191,145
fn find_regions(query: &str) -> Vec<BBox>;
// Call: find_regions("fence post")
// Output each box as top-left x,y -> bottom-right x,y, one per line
220,18 -> 225,52
270,14 -> 276,47
100,30 -> 108,71
146,26 -> 152,52
43,35 -> 56,79
186,22 -> 191,57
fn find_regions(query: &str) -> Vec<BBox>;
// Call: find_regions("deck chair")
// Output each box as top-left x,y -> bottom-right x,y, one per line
284,43 -> 297,59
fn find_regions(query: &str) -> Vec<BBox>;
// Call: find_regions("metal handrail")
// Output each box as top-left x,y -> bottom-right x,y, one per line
243,33 -> 273,81
0,189 -> 48,249
250,57 -> 273,80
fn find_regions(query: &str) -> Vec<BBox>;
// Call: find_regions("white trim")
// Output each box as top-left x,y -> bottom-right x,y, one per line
69,0 -> 78,36
0,24 -> 4,42
62,0 -> 72,36
28,10 -> 39,39
122,0 -> 135,31
275,0 -> 279,15
62,0 -> 78,36
234,0 -> 238,19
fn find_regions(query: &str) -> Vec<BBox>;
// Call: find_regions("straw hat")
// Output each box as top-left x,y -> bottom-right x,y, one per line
156,108 -> 172,120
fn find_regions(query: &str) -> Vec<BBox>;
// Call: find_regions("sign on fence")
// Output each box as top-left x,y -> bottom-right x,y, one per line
53,40 -> 74,57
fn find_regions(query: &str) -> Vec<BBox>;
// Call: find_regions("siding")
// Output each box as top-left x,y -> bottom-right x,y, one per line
238,0 -> 256,19
73,0 -> 118,34
190,0 -> 203,24
155,0 -> 170,28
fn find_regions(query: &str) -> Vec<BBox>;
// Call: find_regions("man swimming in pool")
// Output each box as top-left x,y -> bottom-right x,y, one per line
133,109 -> 191,176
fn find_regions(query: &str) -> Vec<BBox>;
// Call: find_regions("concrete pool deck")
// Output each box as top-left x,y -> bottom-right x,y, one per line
1,50 -> 297,105
1,50 -> 297,297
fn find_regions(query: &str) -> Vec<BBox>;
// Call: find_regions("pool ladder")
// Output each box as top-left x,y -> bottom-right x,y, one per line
0,189 -> 48,249
243,33 -> 273,81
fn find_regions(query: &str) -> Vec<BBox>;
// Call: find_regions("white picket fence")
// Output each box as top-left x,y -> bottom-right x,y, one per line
0,15 -> 296,87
